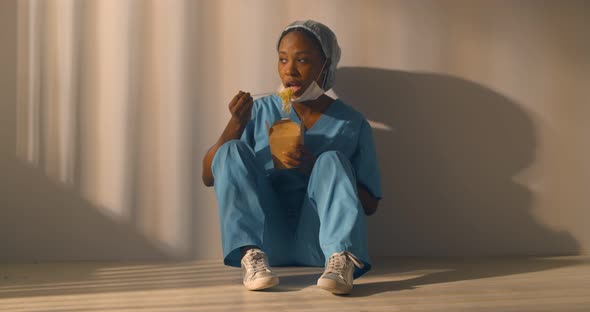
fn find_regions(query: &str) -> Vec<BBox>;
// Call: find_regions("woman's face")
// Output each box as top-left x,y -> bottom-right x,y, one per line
278,31 -> 326,98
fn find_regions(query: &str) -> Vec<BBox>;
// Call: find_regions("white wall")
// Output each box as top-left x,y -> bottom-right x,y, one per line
0,0 -> 588,261
0,1 -> 17,202
0,0 -> 16,155
328,0 -> 590,257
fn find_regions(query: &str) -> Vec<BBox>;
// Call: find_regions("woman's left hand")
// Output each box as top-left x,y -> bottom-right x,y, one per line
282,143 -> 316,174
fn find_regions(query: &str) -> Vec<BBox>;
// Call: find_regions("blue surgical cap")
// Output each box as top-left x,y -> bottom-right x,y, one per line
277,20 -> 341,90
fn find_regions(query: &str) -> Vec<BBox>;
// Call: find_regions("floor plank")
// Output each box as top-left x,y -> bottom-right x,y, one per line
1,257 -> 589,311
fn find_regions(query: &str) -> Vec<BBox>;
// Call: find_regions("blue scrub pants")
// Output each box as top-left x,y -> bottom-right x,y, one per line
211,140 -> 371,278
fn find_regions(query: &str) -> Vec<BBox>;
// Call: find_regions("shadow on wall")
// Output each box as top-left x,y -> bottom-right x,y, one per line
333,67 -> 580,257
0,158 -> 171,262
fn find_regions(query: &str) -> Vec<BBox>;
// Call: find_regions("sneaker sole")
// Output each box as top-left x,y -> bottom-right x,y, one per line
244,276 -> 279,291
317,278 -> 352,295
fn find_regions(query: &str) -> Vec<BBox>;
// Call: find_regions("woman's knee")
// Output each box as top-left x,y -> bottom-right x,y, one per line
212,140 -> 256,174
309,150 -> 357,186
313,150 -> 352,171
215,140 -> 254,161
219,139 -> 251,153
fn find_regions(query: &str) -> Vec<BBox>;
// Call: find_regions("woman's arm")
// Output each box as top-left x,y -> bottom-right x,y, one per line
202,91 -> 253,187
357,183 -> 379,216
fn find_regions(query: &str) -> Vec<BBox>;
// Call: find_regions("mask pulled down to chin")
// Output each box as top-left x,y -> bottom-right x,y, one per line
291,80 -> 325,103
278,81 -> 325,116
278,78 -> 326,108
280,59 -> 329,105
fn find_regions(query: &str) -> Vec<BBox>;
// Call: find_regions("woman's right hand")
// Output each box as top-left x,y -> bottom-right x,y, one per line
229,91 -> 254,127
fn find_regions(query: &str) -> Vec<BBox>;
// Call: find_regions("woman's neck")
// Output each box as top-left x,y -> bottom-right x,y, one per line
291,95 -> 335,130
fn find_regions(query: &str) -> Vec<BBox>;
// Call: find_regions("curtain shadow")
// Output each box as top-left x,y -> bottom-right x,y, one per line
0,157 -> 171,263
0,156 -> 186,300
332,67 -> 580,257
0,259 -> 322,299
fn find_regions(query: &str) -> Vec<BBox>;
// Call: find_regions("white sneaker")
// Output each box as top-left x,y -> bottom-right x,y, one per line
317,251 -> 364,295
240,248 -> 279,290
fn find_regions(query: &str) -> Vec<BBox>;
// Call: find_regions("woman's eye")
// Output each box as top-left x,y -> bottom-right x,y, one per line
279,58 -> 287,63
297,59 -> 308,63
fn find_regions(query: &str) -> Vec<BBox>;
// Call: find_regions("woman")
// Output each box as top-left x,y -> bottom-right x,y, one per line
201,20 -> 382,295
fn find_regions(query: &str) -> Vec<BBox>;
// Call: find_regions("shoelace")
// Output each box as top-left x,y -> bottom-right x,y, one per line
326,251 -> 364,277
244,250 -> 269,273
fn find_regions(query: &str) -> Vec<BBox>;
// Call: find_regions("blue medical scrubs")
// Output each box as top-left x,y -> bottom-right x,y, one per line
211,95 -> 382,278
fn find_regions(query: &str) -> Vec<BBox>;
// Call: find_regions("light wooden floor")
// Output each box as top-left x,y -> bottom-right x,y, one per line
1,256 -> 589,312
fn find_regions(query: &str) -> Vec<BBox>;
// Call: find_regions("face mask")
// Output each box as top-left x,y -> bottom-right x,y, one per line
291,60 -> 328,103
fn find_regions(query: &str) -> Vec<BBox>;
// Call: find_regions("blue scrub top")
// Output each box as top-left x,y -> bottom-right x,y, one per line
240,95 -> 382,200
